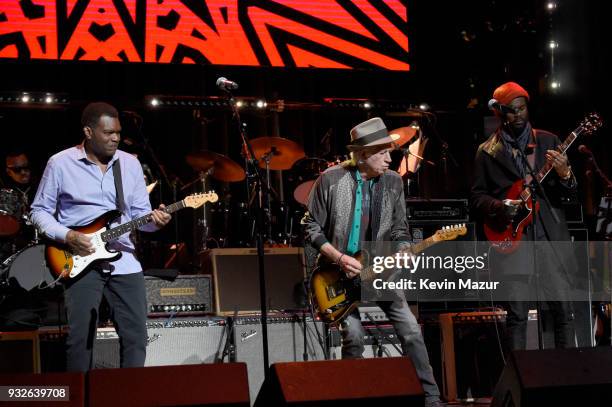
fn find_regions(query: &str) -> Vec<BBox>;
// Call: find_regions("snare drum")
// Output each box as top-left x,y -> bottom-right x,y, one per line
0,188 -> 24,236
4,244 -> 55,291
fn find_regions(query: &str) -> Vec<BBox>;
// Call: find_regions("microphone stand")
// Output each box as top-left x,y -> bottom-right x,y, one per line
507,126 -> 561,350
221,86 -> 271,380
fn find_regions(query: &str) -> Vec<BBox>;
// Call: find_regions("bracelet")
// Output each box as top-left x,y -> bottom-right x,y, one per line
337,253 -> 345,264
561,166 -> 572,180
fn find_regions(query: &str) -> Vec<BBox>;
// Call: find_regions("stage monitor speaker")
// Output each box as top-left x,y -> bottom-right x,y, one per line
0,371 -> 84,407
88,363 -> 250,407
0,330 -> 40,374
234,315 -> 327,403
254,357 -> 424,406
210,248 -> 306,314
491,347 -> 612,407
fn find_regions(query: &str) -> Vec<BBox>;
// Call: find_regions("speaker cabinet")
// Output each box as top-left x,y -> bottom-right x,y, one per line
492,347 -> 612,406
254,358 -> 424,406
209,248 -> 305,314
234,315 -> 327,403
0,330 -> 40,373
0,371 -> 84,407
88,364 -> 250,407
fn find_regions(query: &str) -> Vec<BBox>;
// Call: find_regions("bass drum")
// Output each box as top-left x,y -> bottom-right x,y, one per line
4,244 -> 55,291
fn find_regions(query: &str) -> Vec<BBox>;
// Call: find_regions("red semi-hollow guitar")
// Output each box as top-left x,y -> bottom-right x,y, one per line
484,113 -> 602,254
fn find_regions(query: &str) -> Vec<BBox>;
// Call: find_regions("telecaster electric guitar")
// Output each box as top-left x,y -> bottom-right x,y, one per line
46,192 -> 218,279
484,113 -> 602,254
310,224 -> 467,325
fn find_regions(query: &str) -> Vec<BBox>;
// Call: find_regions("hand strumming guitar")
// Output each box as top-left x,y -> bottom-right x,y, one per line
337,254 -> 363,279
66,230 -> 94,256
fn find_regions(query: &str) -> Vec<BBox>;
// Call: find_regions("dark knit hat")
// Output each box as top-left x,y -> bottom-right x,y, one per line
493,82 -> 530,105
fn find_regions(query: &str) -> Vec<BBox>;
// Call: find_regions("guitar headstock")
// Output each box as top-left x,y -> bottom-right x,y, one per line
183,191 -> 219,209
434,224 -> 467,241
580,113 -> 603,135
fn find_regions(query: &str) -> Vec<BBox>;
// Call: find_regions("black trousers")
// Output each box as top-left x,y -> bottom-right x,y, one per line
504,243 -> 576,350
64,269 -> 147,372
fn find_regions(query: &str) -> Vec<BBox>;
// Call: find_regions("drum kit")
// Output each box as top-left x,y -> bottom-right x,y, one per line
184,137 -> 346,248
1,188 -> 54,294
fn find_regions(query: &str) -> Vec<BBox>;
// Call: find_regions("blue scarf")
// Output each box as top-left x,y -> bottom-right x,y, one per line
500,122 -> 533,178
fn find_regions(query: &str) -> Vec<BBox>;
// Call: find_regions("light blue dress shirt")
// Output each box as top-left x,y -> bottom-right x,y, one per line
31,145 -> 157,275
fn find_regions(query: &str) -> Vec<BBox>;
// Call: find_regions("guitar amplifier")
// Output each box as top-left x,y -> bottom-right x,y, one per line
406,199 -> 469,222
0,331 -> 40,374
39,317 -> 228,370
233,313 -> 327,403
209,248 -> 306,314
145,274 -> 212,316
436,310 -> 546,403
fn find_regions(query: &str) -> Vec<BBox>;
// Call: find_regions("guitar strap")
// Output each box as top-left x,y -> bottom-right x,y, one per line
113,158 -> 126,213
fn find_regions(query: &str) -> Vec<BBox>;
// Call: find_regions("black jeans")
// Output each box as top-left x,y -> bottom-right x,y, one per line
64,269 -> 147,372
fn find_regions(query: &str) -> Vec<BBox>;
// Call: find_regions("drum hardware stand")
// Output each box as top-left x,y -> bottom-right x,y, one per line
363,312 -> 402,356
304,279 -> 330,360
198,170 -> 212,251
216,310 -> 238,363
220,81 -> 272,381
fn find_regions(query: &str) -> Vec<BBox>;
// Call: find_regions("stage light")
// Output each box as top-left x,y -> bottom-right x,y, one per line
546,2 -> 556,11
363,102 -> 372,109
21,93 -> 30,103
236,100 -> 244,108
418,103 -> 430,111
150,98 -> 159,107
256,100 -> 267,109
550,81 -> 561,89
549,41 -> 558,49
44,94 -> 54,104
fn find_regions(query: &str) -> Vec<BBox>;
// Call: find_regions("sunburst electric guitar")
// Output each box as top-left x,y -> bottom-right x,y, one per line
484,113 -> 602,254
46,192 -> 218,280
310,224 -> 467,325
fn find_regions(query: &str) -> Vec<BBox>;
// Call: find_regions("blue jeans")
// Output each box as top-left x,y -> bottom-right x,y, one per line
340,299 -> 440,400
64,269 -> 147,372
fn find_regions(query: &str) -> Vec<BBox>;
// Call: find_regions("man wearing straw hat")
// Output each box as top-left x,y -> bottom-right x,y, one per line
302,117 -> 441,405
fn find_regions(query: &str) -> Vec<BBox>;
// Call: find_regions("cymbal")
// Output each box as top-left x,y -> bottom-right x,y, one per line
250,137 -> 305,170
389,126 -> 419,148
186,151 -> 245,182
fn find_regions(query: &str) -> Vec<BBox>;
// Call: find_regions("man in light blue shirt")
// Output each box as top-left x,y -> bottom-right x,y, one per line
31,102 -> 171,371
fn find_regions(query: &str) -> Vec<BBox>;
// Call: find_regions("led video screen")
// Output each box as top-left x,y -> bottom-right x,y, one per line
0,0 -> 409,70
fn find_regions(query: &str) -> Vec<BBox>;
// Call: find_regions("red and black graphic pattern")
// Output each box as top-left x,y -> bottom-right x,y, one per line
0,0 -> 409,70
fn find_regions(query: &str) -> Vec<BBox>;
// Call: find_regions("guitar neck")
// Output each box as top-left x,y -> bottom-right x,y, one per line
410,235 -> 440,255
101,200 -> 184,243
361,236 -> 441,281
519,126 -> 583,202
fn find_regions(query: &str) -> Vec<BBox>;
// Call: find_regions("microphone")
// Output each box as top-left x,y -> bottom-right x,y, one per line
578,144 -> 593,157
488,99 -> 517,115
216,77 -> 239,91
